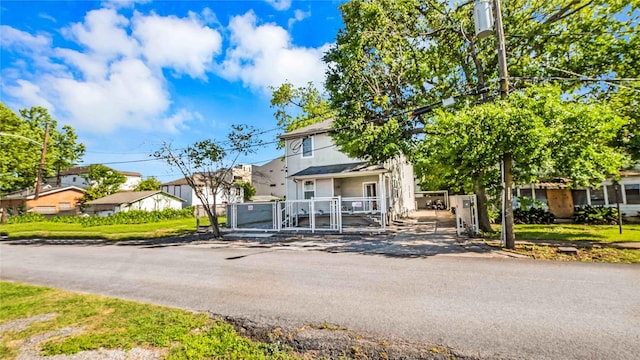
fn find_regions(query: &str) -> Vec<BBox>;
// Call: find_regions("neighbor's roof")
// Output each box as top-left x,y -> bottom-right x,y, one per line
86,191 -> 184,205
279,118 -> 334,140
2,185 -> 85,200
161,171 -> 234,186
290,162 -> 387,179
58,166 -> 142,177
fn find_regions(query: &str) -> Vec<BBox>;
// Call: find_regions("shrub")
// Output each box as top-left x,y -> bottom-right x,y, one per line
47,207 -> 195,227
6,212 -> 47,224
573,205 -> 620,225
513,207 -> 555,224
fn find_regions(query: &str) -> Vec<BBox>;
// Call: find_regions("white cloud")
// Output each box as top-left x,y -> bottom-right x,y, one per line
102,0 -> 150,9
288,9 -> 311,28
38,13 -> 57,23
3,80 -> 54,110
162,109 -> 202,133
218,12 -> 330,92
132,12 -> 223,78
265,0 -> 292,11
63,8 -> 139,59
53,58 -> 170,132
0,25 -> 51,52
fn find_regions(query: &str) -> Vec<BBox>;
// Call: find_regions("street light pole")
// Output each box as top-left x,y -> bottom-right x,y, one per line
492,0 -> 515,249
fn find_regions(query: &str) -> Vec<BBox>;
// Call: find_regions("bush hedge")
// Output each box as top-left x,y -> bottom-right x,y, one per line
573,205 -> 620,225
513,207 -> 555,224
6,207 -> 195,227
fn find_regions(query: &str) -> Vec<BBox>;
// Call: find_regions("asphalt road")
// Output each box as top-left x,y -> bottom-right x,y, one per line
1,243 -> 639,359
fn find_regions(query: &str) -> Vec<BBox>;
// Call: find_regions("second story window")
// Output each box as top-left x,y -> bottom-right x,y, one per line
302,136 -> 313,158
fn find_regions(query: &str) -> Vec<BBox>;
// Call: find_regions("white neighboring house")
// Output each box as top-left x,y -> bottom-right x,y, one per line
48,166 -> 142,190
85,191 -> 184,216
161,173 -> 243,209
279,118 -> 415,220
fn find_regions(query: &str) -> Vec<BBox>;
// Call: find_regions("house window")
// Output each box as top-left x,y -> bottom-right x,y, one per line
59,202 -> 71,209
302,136 -> 313,158
590,187 -> 605,205
607,185 -> 621,204
270,184 -> 276,187
625,184 -> 640,204
72,177 -> 76,182
534,188 -> 547,205
36,206 -> 56,214
571,190 -> 588,206
303,180 -> 315,199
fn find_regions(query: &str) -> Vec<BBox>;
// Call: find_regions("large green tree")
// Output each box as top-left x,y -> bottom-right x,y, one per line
270,81 -> 336,147
0,103 -> 85,193
324,0 -> 638,245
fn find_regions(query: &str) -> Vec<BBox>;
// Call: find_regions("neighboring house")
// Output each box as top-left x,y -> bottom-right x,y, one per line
279,118 -> 415,220
0,185 -> 85,216
85,191 -> 184,216
232,159 -> 286,201
47,166 -> 142,190
161,172 -> 243,209
516,169 -> 640,218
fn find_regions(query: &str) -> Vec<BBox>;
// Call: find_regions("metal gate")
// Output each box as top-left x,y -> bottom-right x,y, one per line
451,194 -> 479,236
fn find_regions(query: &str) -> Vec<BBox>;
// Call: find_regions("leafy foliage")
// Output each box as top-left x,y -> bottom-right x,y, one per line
79,164 -> 127,206
6,207 -> 194,226
573,206 -> 620,225
270,81 -> 335,147
236,181 -> 256,202
324,0 -> 639,243
134,177 -> 162,191
0,103 -> 85,193
512,208 -> 555,225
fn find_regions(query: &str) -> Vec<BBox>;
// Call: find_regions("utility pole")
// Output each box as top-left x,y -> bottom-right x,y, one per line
491,0 -> 515,249
34,123 -> 50,199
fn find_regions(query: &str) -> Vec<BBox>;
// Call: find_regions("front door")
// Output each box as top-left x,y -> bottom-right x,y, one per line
363,182 -> 378,211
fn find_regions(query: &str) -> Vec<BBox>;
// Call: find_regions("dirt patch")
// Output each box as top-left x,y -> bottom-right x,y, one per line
220,314 -> 476,360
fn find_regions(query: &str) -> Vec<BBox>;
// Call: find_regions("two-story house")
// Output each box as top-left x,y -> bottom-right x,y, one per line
161,172 -> 243,213
279,118 -> 415,222
48,166 -> 142,190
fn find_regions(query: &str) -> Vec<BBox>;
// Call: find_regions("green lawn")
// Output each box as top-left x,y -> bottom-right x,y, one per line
0,217 -> 224,240
512,224 -> 640,242
0,281 -> 295,359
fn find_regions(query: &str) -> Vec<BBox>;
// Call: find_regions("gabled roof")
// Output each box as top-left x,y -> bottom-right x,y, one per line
279,118 -> 334,140
291,162 -> 387,179
86,191 -> 184,205
2,185 -> 85,200
58,166 -> 142,177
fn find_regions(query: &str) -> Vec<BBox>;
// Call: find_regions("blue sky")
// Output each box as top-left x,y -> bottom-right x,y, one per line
1,0 -> 345,182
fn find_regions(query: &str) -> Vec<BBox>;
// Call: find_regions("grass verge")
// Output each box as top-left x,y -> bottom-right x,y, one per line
0,217 -> 224,241
0,281 -> 295,359
494,243 -> 640,263
485,224 -> 640,242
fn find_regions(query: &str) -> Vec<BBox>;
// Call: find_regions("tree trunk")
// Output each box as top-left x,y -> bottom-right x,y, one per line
204,200 -> 221,238
504,152 -> 515,249
473,177 -> 494,233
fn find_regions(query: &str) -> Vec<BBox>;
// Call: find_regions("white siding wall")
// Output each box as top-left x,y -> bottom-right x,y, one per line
252,158 -> 285,197
123,194 -> 183,212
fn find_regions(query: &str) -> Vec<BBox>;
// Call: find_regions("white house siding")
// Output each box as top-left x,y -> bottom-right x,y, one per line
252,158 -> 286,198
123,194 -> 183,212
121,175 -> 142,190
285,133 -> 359,200
385,156 -> 416,219
56,174 -> 140,190
162,185 -> 196,208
